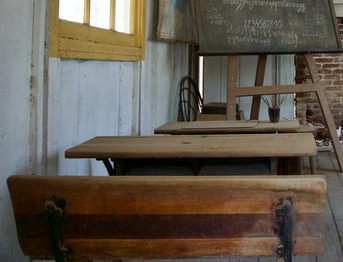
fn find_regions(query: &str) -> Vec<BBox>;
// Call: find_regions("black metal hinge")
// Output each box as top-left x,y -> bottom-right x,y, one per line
275,197 -> 293,262
44,196 -> 71,262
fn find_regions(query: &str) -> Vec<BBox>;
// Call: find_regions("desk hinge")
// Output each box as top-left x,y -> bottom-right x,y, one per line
45,196 -> 71,262
275,197 -> 293,262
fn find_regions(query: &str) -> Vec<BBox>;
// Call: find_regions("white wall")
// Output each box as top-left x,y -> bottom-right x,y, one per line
46,2 -> 188,176
0,0 -> 33,260
0,0 -> 188,260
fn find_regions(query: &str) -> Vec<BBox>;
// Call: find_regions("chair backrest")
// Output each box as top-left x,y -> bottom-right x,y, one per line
178,76 -> 203,121
7,175 -> 326,261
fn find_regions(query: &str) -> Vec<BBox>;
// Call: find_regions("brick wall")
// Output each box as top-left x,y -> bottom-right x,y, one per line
295,18 -> 343,127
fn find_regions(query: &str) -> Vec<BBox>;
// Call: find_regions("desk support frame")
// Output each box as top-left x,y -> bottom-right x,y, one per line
97,158 -> 116,176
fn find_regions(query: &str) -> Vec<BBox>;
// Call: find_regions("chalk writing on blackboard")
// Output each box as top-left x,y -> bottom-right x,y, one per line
195,0 -> 342,54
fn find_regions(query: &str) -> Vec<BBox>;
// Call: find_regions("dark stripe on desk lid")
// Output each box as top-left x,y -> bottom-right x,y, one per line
16,213 -> 323,239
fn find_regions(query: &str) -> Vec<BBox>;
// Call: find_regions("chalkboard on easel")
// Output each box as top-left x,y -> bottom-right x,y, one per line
195,0 -> 342,55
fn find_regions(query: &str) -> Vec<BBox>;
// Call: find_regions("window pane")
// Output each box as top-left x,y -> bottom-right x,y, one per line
90,0 -> 111,29
115,0 -> 131,33
59,0 -> 84,23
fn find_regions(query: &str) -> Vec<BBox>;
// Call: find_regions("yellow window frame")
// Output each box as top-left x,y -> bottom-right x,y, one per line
49,0 -> 146,61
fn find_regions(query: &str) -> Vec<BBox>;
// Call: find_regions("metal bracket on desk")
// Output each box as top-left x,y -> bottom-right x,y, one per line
97,158 -> 116,176
275,198 -> 293,262
44,196 -> 71,262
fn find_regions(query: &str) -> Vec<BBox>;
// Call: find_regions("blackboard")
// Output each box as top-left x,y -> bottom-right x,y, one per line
195,0 -> 342,55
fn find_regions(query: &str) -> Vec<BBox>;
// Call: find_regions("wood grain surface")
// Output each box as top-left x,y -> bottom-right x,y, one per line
8,175 -> 326,260
65,133 -> 317,159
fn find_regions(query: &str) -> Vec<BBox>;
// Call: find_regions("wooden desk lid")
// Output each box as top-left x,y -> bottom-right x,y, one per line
182,120 -> 257,129
65,133 -> 316,159
154,120 -> 300,134
7,175 -> 326,260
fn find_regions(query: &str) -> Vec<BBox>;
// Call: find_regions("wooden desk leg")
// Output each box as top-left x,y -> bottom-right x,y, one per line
226,56 -> 238,120
309,156 -> 316,174
250,54 -> 267,120
270,157 -> 278,175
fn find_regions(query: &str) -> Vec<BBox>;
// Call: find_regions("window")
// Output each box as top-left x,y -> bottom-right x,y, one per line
49,0 -> 146,61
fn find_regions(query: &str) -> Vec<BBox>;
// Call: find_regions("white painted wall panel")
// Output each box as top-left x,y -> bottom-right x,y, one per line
140,43 -> 188,135
203,56 -> 227,104
50,60 -> 141,175
0,0 -> 33,261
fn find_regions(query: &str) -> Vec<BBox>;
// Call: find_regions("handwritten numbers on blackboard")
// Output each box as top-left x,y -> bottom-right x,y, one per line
196,0 -> 342,54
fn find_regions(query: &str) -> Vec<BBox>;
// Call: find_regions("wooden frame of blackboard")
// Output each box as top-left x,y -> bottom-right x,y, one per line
195,0 -> 342,55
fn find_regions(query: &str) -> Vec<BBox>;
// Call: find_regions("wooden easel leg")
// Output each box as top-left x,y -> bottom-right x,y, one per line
309,156 -> 316,174
305,54 -> 343,172
226,56 -> 238,120
250,54 -> 267,120
316,87 -> 343,171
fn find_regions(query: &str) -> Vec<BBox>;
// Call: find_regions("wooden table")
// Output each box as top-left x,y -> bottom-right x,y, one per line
65,133 -> 317,176
154,120 -> 300,135
154,120 -> 315,174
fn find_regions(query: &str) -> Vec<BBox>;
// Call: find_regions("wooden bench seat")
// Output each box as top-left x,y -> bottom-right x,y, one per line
7,175 -> 326,261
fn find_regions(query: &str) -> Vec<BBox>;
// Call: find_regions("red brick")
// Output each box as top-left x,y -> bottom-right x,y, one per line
320,80 -> 334,86
296,44 -> 343,124
322,63 -> 341,69
314,57 -> 333,63
333,69 -> 343,74
324,74 -> 341,80
333,79 -> 343,85
318,69 -> 333,74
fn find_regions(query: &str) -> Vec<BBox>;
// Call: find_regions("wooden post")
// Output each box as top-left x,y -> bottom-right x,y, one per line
226,56 -> 238,120
250,54 -> 267,120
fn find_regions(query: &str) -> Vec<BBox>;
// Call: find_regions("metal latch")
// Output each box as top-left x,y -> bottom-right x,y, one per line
44,196 -> 71,262
275,197 -> 293,262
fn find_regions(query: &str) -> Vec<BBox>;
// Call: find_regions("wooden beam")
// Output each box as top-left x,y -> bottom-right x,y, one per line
232,83 -> 322,96
250,54 -> 267,120
226,56 -> 238,120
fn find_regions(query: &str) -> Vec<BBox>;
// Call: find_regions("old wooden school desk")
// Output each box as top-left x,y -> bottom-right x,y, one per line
154,119 -> 316,174
65,131 -> 317,176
